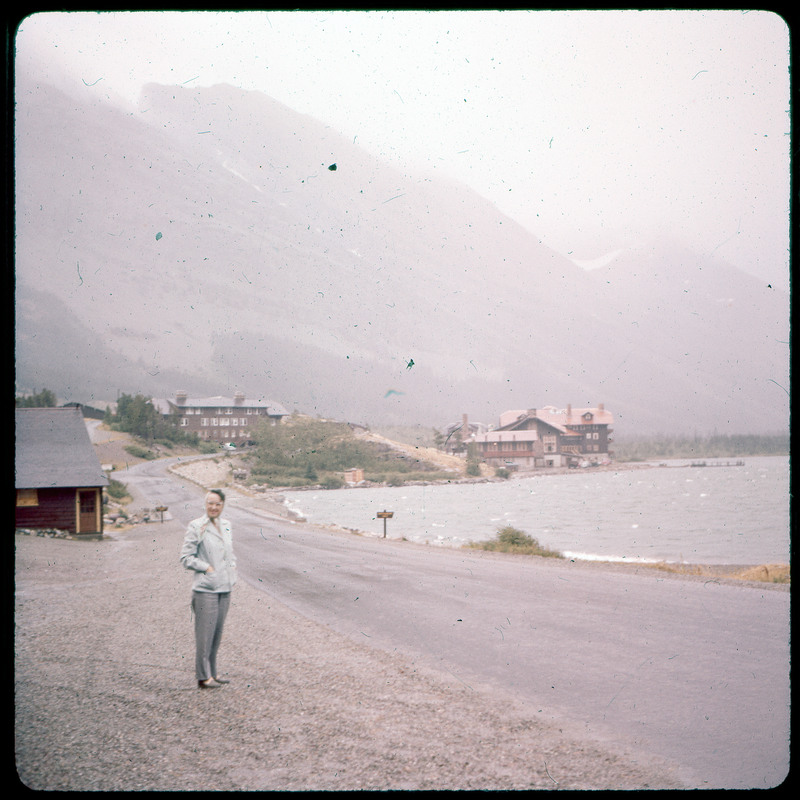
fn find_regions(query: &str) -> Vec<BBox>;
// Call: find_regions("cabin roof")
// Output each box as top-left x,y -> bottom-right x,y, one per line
15,407 -> 109,489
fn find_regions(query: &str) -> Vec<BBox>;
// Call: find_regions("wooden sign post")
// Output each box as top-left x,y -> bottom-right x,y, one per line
376,510 -> 394,538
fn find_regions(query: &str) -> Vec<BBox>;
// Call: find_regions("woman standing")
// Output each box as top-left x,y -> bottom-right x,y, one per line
180,489 -> 238,689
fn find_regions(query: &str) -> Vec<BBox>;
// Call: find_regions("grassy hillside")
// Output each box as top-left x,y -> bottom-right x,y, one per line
245,414 -> 460,488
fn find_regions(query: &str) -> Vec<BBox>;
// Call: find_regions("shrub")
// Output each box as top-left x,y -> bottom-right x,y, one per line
124,444 -> 156,460
106,478 -> 130,501
467,526 -> 563,558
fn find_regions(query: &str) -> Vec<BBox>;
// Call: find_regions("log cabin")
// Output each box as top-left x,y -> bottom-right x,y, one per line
15,407 -> 109,538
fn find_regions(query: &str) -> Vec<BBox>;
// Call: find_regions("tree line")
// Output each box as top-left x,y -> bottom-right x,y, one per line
613,433 -> 789,461
103,393 -> 202,446
15,388 -> 58,407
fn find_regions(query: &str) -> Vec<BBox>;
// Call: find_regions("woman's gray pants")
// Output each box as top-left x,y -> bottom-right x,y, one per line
192,591 -> 231,681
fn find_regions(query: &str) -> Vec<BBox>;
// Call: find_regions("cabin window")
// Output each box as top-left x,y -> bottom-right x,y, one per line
17,488 -> 38,506
79,492 -> 96,514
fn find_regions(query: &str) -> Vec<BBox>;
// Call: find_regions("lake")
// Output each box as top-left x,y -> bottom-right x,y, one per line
282,456 -> 790,565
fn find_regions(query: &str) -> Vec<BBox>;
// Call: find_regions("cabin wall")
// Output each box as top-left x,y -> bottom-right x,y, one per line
16,487 -> 77,533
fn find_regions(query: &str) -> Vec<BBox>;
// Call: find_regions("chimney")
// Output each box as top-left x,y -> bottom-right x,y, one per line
234,391 -> 245,406
567,404 -> 572,419
598,402 -> 604,412
462,413 -> 469,439
175,391 -> 187,406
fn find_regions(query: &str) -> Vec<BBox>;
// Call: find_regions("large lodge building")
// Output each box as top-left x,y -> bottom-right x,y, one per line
472,404 -> 614,469
155,391 -> 288,444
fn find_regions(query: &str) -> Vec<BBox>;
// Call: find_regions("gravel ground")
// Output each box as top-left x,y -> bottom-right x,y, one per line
14,524 -> 685,791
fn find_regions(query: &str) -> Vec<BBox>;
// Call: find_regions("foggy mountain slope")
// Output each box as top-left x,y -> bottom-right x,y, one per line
132,82 -> 594,366
14,285 -> 216,403
15,78 -> 602,385
16,78 -> 561,367
14,75 -> 789,434
585,244 -> 790,431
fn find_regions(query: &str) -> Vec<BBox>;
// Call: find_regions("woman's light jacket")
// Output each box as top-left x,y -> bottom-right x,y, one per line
180,514 -> 238,593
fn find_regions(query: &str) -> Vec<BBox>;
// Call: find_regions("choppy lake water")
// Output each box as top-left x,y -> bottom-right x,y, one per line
283,456 -> 790,565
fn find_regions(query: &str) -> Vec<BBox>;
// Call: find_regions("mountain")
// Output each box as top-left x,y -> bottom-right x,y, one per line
14,71 -> 790,435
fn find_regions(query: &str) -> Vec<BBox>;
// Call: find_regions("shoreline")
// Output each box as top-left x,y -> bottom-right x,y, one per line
154,456 -> 790,587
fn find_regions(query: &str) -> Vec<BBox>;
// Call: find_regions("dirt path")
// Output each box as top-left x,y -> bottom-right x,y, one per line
356,430 -> 472,473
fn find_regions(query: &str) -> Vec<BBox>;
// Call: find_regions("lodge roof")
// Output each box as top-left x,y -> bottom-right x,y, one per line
538,405 -> 614,427
15,407 -> 109,489
162,394 -> 288,416
499,406 -> 613,433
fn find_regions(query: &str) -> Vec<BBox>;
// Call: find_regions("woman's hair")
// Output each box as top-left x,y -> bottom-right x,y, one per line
208,488 -> 226,503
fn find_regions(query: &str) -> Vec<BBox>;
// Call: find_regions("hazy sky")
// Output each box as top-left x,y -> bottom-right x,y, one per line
15,9 -> 791,288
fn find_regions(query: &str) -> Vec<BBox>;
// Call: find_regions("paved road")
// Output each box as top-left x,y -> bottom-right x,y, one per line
120,457 -> 790,790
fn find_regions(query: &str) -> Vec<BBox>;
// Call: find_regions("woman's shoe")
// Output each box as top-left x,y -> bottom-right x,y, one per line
214,676 -> 230,684
198,678 -> 222,689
